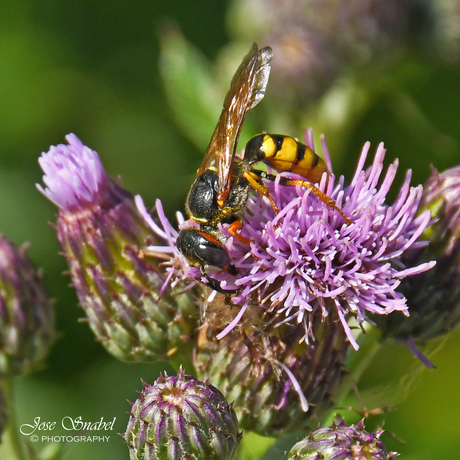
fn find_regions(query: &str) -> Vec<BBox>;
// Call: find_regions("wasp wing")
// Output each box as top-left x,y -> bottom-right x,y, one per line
197,43 -> 272,206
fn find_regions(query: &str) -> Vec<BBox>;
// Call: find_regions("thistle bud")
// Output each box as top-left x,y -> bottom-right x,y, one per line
194,302 -> 349,436
0,236 -> 54,377
124,368 -> 241,460
286,419 -> 397,460
37,134 -> 200,362
381,165 -> 460,348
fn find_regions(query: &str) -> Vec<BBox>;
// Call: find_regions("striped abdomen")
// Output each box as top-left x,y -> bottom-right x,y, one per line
244,133 -> 328,183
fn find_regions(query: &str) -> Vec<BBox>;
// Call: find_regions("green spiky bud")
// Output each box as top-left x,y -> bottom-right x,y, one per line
0,236 -> 54,377
38,134 -> 200,362
124,368 -> 242,460
194,300 -> 349,436
381,166 -> 460,349
287,419 -> 398,460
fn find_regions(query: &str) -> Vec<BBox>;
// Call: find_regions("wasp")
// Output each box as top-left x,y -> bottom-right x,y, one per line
177,43 -> 349,293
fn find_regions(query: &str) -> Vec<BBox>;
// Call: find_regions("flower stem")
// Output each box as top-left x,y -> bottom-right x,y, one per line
0,377 -> 28,460
334,326 -> 383,410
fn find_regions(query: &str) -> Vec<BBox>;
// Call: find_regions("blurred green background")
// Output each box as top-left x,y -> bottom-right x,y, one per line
1,0 -> 460,458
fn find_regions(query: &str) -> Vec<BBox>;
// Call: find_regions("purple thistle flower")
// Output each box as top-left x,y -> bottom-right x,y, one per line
38,134 -> 200,362
37,133 -> 116,211
134,129 -> 434,350
212,133 -> 435,348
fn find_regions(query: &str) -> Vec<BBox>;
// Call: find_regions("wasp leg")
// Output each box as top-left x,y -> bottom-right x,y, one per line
282,178 -> 351,224
245,170 -> 350,225
228,220 -> 251,245
199,266 -> 240,294
243,171 -> 280,213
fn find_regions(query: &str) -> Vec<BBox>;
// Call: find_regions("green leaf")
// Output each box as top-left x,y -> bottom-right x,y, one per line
160,29 -> 221,151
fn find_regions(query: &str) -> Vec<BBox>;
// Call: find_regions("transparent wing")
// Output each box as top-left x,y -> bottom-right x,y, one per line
197,43 -> 272,206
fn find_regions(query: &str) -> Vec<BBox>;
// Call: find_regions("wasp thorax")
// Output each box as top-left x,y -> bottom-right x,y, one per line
186,170 -> 220,223
186,164 -> 250,226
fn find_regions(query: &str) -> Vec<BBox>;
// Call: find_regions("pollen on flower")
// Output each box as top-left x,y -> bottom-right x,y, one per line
211,135 -> 435,349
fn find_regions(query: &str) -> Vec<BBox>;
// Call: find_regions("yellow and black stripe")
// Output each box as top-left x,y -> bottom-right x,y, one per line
245,133 -> 327,184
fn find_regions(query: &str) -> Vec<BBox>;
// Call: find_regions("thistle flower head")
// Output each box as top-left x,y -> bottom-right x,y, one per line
124,368 -> 241,460
286,419 -> 398,460
38,135 -> 200,362
206,132 -> 434,349
0,236 -> 55,377
381,165 -> 460,352
420,165 -> 460,253
37,133 -> 119,211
